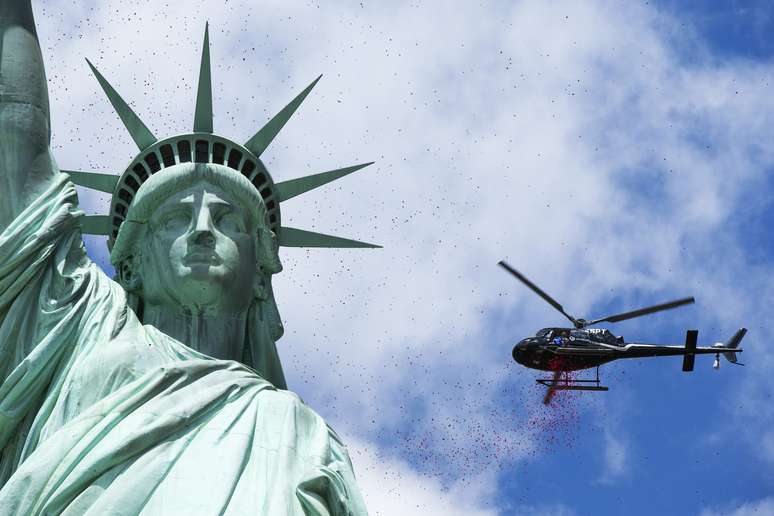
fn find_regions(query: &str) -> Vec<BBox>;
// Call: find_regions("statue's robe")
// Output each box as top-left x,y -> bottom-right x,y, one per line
0,175 -> 368,515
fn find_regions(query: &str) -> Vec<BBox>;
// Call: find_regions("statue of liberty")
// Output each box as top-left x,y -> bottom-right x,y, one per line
0,1 -> 376,513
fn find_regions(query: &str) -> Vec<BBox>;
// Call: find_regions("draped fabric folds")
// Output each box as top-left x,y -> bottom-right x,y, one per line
0,175 -> 367,515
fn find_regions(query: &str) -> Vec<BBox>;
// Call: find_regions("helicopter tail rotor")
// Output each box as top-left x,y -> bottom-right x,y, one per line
712,328 -> 747,368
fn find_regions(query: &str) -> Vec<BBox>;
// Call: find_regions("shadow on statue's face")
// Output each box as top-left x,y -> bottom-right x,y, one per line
140,180 -> 258,315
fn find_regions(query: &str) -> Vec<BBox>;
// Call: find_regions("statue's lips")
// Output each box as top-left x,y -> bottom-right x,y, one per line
183,250 -> 221,265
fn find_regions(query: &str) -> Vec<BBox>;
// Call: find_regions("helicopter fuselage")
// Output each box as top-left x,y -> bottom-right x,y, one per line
512,326 -> 744,373
512,327 -> 621,371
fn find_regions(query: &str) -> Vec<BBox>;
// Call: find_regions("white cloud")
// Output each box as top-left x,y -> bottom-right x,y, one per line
597,428 -> 629,484
510,505 -> 578,516
701,497 -> 774,516
352,435 -> 578,516
350,437 -> 497,516
33,0 -> 774,504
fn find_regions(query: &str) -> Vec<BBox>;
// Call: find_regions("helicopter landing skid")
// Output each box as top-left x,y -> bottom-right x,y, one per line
536,367 -> 609,392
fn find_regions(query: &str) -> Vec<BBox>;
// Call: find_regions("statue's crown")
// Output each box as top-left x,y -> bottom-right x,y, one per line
68,23 -> 378,253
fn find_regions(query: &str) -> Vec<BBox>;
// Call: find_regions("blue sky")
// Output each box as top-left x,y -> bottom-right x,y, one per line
36,0 -> 774,514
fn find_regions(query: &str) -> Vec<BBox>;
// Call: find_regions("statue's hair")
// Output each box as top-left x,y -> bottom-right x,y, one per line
111,162 -> 287,388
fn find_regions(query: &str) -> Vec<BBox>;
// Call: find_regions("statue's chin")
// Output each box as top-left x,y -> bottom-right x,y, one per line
164,267 -> 252,314
184,262 -> 226,279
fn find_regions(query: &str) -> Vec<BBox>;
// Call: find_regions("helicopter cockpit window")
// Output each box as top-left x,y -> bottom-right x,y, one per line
587,329 -> 619,344
536,328 -> 551,338
600,330 -> 619,344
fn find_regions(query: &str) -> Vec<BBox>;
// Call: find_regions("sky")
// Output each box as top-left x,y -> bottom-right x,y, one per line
32,0 -> 774,514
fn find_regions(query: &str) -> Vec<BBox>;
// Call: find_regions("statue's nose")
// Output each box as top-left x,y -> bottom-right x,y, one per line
190,207 -> 216,246
191,230 -> 215,247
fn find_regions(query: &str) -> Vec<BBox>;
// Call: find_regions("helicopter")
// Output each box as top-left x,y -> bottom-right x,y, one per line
498,261 -> 746,404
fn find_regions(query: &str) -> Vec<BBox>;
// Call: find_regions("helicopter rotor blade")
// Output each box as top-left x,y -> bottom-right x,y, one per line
585,296 -> 695,326
497,261 -> 578,327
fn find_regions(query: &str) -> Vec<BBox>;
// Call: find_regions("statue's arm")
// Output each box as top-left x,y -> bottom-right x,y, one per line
0,0 -> 57,233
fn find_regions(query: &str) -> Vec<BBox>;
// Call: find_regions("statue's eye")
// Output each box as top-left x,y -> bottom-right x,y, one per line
216,211 -> 246,232
161,210 -> 191,231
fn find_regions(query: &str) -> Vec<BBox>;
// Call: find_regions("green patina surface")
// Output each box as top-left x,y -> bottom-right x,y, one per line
0,1 -> 373,514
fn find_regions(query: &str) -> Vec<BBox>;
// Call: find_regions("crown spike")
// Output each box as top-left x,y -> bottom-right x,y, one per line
244,75 -> 322,157
275,162 -> 374,202
86,59 -> 157,151
64,170 -> 119,194
80,215 -> 112,235
193,22 -> 213,133
278,226 -> 380,248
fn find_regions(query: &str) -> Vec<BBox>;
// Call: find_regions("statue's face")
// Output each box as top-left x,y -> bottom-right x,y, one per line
139,179 -> 257,315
